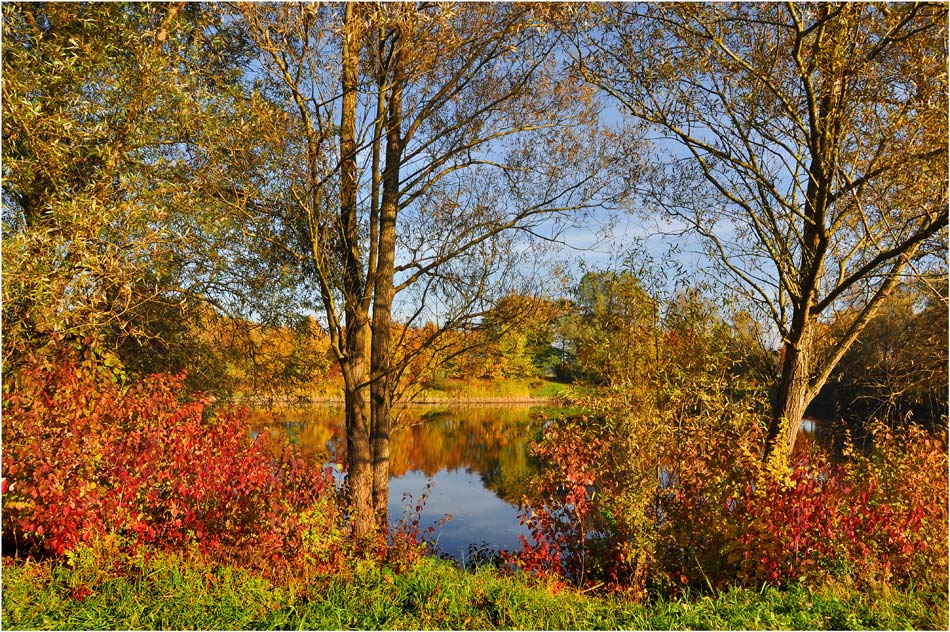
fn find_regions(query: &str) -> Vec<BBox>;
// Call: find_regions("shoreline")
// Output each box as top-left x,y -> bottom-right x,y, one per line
234,395 -> 561,408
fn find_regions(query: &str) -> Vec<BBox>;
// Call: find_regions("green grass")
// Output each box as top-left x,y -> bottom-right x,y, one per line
3,552 -> 947,630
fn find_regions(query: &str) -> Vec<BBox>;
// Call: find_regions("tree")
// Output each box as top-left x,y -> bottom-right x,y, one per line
1,3 -> 312,391
454,293 -> 564,380
661,288 -> 774,396
557,266 -> 772,409
580,3 -> 948,460
559,270 -> 659,385
235,3 -> 627,536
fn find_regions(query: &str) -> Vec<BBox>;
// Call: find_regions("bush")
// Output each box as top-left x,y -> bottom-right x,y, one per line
2,344 -> 343,575
663,418 -> 948,593
511,380 -> 769,597
725,424 -> 948,591
514,381 -> 948,597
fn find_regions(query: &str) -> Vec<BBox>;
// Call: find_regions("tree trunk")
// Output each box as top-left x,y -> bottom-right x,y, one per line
344,371 -> 373,538
340,3 -> 374,539
764,316 -> 817,463
762,59 -> 832,464
369,17 -> 404,530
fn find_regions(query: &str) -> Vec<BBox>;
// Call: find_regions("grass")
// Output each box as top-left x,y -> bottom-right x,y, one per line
3,551 -> 947,630
413,377 -> 569,402
244,376 -> 573,405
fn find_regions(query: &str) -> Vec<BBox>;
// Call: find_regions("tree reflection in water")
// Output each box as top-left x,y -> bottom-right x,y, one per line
248,405 -> 544,560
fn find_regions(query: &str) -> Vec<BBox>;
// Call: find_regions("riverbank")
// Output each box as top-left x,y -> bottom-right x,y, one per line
3,553 -> 945,630
236,377 -> 572,408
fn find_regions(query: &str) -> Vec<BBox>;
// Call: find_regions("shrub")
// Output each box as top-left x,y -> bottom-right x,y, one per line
509,381 -> 685,597
664,418 -> 948,592
2,344 -> 343,575
514,380 -> 948,597
723,424 -> 948,591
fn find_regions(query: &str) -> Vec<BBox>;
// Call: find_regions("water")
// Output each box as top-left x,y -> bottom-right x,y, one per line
796,416 -> 828,455
249,407 -> 827,561
248,405 -> 543,561
390,469 -> 528,562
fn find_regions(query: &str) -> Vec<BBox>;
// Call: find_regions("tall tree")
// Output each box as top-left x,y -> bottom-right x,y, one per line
236,2 -> 627,536
580,3 -> 948,460
1,2 -> 311,390
561,270 -> 659,385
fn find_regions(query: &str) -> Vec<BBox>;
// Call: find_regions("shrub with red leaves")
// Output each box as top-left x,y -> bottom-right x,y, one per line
509,404 -> 666,598
723,425 -> 948,590
2,345 -> 342,574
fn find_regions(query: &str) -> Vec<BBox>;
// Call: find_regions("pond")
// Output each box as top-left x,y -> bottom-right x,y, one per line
248,406 -> 826,562
248,405 -> 545,562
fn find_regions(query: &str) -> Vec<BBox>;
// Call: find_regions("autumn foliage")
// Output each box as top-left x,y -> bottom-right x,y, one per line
665,421 -> 947,592
734,437 -> 945,589
2,346 -> 344,575
514,386 -> 948,596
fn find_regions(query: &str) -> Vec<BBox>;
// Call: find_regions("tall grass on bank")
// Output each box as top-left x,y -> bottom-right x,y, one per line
404,377 -> 569,403
239,376 -> 570,407
3,550 -> 947,630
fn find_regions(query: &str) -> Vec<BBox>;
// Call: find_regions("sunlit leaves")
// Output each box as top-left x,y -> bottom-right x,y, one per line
2,3 -> 313,389
2,345 -> 343,576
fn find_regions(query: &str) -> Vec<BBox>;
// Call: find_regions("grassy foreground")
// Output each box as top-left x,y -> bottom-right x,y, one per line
3,552 -> 947,630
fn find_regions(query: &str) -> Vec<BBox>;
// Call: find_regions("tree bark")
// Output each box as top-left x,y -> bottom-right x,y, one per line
369,15 -> 404,530
763,25 -> 836,463
764,319 -> 816,463
340,2 -> 374,539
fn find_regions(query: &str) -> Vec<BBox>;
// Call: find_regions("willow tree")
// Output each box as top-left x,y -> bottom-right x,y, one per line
1,3 -> 311,390
236,3 -> 626,536
580,3 -> 948,460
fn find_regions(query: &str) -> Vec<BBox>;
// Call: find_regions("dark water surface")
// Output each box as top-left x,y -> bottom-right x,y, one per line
249,405 -> 544,561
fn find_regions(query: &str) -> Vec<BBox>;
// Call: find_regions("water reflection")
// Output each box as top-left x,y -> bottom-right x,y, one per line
248,409 -> 831,560
795,416 -> 831,456
390,469 -> 529,561
247,405 -> 543,560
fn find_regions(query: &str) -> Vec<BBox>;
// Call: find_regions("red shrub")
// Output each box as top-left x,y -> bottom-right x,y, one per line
508,411 -> 659,596
2,346 -> 342,573
726,426 -> 948,590
664,422 -> 948,592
